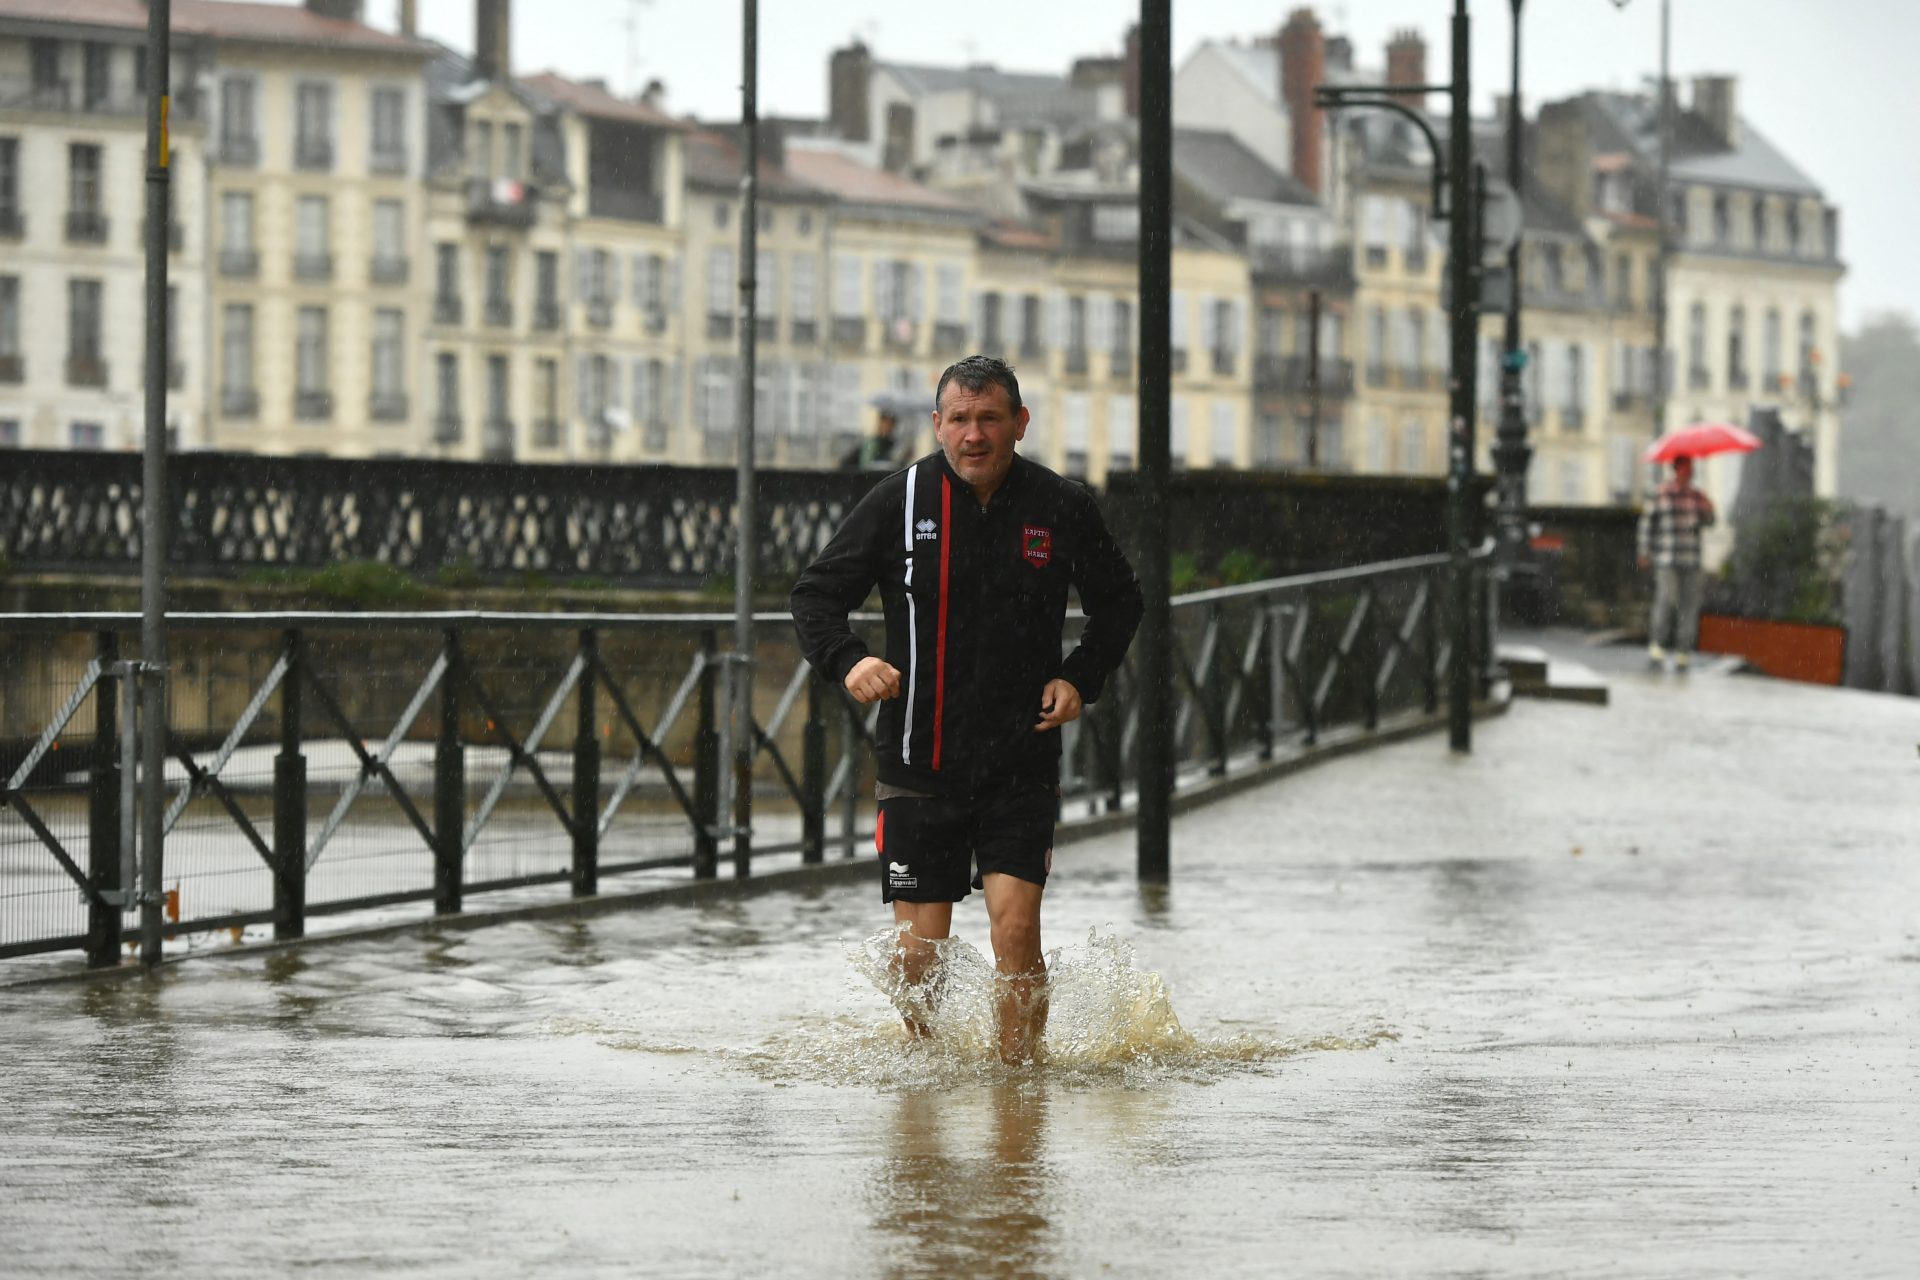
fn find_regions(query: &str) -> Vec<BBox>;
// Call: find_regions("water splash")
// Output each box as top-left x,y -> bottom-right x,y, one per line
744,926 -> 1391,1089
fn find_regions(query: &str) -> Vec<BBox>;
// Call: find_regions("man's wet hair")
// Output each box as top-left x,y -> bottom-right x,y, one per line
935,355 -> 1022,417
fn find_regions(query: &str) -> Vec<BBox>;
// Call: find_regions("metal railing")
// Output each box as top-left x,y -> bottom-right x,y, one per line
0,551 -> 1494,965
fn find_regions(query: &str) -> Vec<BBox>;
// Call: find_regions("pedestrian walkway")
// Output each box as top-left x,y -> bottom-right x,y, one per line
0,640 -> 1913,1278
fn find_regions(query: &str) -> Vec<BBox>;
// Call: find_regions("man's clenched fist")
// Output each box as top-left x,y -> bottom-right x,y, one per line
844,655 -> 902,704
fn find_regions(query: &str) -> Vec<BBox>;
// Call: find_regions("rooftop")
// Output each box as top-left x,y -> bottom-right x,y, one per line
1173,126 -> 1317,208
0,0 -> 427,54
783,147 -> 974,215
519,72 -> 683,130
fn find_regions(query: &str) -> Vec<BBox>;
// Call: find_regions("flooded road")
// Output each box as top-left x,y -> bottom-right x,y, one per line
3,664 -> 1916,1277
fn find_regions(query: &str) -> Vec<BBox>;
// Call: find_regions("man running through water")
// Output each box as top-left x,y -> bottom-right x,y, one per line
791,356 -> 1143,1063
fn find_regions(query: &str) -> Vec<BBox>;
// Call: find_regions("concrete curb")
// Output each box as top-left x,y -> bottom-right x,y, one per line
5,689 -> 1514,990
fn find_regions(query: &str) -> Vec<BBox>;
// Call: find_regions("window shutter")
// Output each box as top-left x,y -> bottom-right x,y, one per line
633,359 -> 651,421
1199,295 -> 1218,353
1227,299 -> 1245,354
576,355 -> 592,419
1170,290 -> 1189,350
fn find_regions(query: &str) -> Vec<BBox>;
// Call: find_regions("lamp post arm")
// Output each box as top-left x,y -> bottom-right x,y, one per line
1313,87 -> 1450,215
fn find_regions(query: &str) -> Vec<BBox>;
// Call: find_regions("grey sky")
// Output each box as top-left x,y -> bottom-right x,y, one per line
392,0 -> 1917,327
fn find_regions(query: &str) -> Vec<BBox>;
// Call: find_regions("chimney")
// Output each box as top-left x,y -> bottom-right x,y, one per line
475,0 -> 512,82
305,0 -> 365,21
1276,9 -> 1326,196
1324,34 -> 1352,72
1122,24 -> 1141,118
829,41 -> 872,142
397,0 -> 416,38
756,120 -> 786,172
1385,29 -> 1427,109
1691,75 -> 1739,148
641,79 -> 667,112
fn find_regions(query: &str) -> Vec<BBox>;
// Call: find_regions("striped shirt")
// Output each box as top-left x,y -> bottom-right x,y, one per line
1637,480 -> 1716,569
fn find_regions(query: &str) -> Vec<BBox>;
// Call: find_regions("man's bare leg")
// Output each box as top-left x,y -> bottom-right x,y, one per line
890,900 -> 952,1038
982,872 -> 1048,1064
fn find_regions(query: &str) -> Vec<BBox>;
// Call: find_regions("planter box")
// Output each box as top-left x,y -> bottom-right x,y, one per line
1698,613 -> 1847,685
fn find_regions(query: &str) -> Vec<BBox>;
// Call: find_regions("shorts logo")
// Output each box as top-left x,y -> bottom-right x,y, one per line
887,860 -> 917,890
915,518 -> 939,541
1022,525 -> 1052,567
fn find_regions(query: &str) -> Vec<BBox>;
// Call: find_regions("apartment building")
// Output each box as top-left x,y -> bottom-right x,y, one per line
0,9 -> 208,450
199,3 -> 433,455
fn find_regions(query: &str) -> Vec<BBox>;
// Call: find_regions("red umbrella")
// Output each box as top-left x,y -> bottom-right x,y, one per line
1643,421 -> 1763,464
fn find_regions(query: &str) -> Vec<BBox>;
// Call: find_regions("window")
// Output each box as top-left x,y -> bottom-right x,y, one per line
758,207 -> 773,233
220,78 -> 258,161
1063,393 -> 1090,476
1613,254 -> 1631,308
435,353 -> 460,434
295,196 -> 330,278
1367,416 -> 1388,472
1400,420 -> 1424,472
487,355 -> 510,423
535,358 -> 559,439
1763,309 -> 1782,390
296,306 -> 329,394
1111,298 -> 1133,353
502,123 -> 523,180
1365,306 -> 1385,382
1108,394 -> 1136,469
69,144 -> 103,216
1688,302 -> 1708,387
372,308 -> 405,405
0,276 -> 20,374
754,250 -> 775,320
435,243 -> 460,308
713,202 -> 731,230
1020,294 -> 1044,356
0,419 -> 17,447
1560,459 -> 1586,503
936,264 -> 964,324
789,255 -> 817,321
1209,401 -> 1236,467
472,121 -> 493,179
295,82 -> 334,170
82,42 -> 110,109
536,251 -> 559,324
0,137 -> 18,225
372,199 -> 405,274
68,279 -> 102,363
70,421 -> 105,450
371,87 -> 407,172
1169,290 -> 1188,357
220,191 -> 254,257
485,245 -> 511,324
706,247 -> 735,317
221,304 -> 254,396
1400,308 -> 1423,376
1712,193 -> 1730,246
1798,310 -> 1817,386
1565,343 -> 1586,424
1067,295 -> 1088,355
832,256 -> 862,318
30,39 -> 59,94
1727,306 -> 1747,387
798,212 -> 813,236
1752,199 -> 1768,252
1170,397 -> 1189,469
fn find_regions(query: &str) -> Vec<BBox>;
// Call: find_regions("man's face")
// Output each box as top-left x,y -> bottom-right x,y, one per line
1674,458 -> 1694,487
934,381 -> 1028,493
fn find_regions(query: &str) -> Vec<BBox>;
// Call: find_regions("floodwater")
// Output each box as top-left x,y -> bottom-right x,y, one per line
2,658 -> 1916,1278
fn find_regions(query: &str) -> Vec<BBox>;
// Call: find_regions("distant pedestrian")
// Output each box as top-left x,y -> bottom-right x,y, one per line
840,407 -> 902,471
1637,455 -> 1716,670
792,355 -> 1142,1064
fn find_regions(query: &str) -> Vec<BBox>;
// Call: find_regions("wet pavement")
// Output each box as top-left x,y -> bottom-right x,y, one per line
2,645 -> 1916,1278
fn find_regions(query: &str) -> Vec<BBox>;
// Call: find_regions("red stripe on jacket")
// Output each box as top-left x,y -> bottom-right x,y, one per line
932,474 -> 952,769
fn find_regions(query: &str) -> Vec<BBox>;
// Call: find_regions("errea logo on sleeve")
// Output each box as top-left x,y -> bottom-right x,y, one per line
915,518 -> 939,541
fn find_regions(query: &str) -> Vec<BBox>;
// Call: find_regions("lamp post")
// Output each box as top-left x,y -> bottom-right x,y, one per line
1609,0 -> 1672,483
1317,0 -> 1479,753
1489,0 -> 1532,575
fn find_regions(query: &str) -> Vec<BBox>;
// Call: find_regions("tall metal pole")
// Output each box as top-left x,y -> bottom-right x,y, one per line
1651,0 -> 1672,460
725,0 -> 760,878
1135,0 -> 1173,882
1491,0 -> 1531,571
1445,0 -> 1475,753
138,0 -> 172,970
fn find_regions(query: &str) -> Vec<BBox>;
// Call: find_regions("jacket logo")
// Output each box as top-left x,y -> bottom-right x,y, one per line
1022,526 -> 1052,567
915,518 -> 939,541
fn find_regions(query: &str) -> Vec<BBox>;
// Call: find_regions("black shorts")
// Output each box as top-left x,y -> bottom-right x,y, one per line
875,779 -> 1057,904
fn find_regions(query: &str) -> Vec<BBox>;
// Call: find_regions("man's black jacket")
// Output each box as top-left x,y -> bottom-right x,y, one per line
790,450 -> 1143,796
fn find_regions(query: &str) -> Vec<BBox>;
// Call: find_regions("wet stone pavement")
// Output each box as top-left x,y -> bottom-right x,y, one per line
2,645 -> 1916,1278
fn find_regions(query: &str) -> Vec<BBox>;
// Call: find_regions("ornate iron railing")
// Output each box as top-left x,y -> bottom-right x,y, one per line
0,551 -> 1495,966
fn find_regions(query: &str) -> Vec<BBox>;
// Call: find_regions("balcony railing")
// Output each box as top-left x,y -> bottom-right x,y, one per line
294,253 -> 334,282
65,211 -> 108,244
645,307 -> 670,335
1170,348 -> 1188,374
1110,348 -> 1133,378
371,392 -> 409,422
221,388 -> 259,419
167,362 -> 185,391
588,299 -> 615,330
434,295 -> 464,325
219,135 -> 260,168
370,149 -> 408,177
933,321 -> 967,353
295,390 -> 333,421
1064,348 -> 1089,376
1211,349 -> 1236,377
0,353 -> 22,383
370,256 -> 409,285
467,177 -> 538,229
706,313 -> 733,340
789,319 -> 817,345
1728,368 -> 1750,391
485,298 -> 513,328
1365,363 -> 1387,387
66,356 -> 108,388
755,316 -> 777,343
534,300 -> 562,332
1019,336 -> 1046,361
1687,366 -> 1711,390
1364,246 -> 1389,269
295,137 -> 334,172
220,249 -> 259,279
882,317 -> 918,352
1256,355 -> 1354,398
0,208 -> 22,239
832,317 -> 865,348
1404,246 -> 1429,273
586,187 -> 664,225
533,418 -> 563,448
1249,244 -> 1355,288
433,413 -> 463,444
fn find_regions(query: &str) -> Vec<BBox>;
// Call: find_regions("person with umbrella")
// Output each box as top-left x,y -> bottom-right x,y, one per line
1637,422 -> 1757,670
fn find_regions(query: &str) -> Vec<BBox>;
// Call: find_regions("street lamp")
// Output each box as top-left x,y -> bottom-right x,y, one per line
1490,0 -> 1531,578
1315,0 -> 1481,753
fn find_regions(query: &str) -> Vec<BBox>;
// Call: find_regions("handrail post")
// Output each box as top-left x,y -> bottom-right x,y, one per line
693,629 -> 719,879
1208,602 -> 1229,777
1266,602 -> 1287,756
86,630 -> 122,968
1424,570 -> 1442,714
1255,603 -> 1275,762
272,629 -> 307,939
1363,589 -> 1381,731
572,628 -> 600,898
433,629 -> 464,915
801,673 -> 826,865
